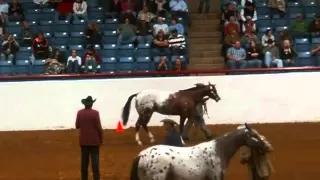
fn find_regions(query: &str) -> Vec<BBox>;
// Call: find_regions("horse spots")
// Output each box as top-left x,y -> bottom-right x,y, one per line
169,149 -> 173,152
159,169 -> 163,173
172,156 -> 175,160
164,166 -> 167,169
151,155 -> 154,158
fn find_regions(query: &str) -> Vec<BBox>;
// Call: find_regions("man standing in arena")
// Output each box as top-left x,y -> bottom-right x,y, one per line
76,96 -> 103,180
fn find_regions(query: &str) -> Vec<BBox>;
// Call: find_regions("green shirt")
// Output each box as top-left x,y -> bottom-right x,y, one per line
118,24 -> 136,36
290,21 -> 308,32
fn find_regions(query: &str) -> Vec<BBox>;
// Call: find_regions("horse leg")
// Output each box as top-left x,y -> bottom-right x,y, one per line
135,116 -> 143,146
181,117 -> 193,141
179,117 -> 187,143
141,113 -> 155,144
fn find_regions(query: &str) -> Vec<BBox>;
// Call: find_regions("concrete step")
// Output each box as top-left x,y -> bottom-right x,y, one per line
190,25 -> 220,32
189,31 -> 221,38
191,19 -> 220,26
190,57 -> 225,64
190,13 -> 220,20
189,44 -> 222,51
189,50 -> 221,58
188,37 -> 221,44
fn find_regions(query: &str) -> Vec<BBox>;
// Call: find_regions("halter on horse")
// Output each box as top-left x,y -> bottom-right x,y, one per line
121,82 -> 221,145
130,123 -> 273,180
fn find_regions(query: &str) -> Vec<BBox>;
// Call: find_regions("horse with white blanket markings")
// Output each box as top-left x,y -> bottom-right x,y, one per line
121,82 -> 221,145
130,123 -> 273,180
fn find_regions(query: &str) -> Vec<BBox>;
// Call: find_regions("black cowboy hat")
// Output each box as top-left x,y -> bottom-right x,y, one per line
160,119 -> 178,126
81,96 -> 96,105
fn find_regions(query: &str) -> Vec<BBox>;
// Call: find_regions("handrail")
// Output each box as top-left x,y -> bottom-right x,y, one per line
0,66 -> 319,81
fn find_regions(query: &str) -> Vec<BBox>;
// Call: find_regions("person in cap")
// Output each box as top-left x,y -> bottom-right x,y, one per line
289,13 -> 309,38
240,1 -> 257,22
262,39 -> 284,68
76,96 -> 103,180
308,13 -> 320,36
161,118 -> 183,147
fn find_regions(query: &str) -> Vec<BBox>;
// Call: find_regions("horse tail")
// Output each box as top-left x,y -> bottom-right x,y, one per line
130,156 -> 141,180
122,93 -> 138,126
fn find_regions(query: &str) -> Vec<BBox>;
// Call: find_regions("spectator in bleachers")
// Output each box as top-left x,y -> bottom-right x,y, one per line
308,14 -> 320,36
169,0 -> 191,27
20,21 -> 35,46
240,29 -> 260,48
169,18 -> 184,35
0,15 -> 3,36
152,0 -> 170,18
224,29 -> 240,48
117,17 -> 137,46
226,41 -> 247,69
172,57 -> 185,71
82,46 -> 102,73
8,0 -> 24,22
137,8 -> 153,44
73,0 -> 88,21
240,0 -> 254,7
44,49 -> 66,75
224,16 -> 240,36
289,14 -> 309,38
121,0 -> 136,16
137,0 -> 153,12
33,0 -> 48,8
311,44 -> 320,64
246,40 -> 263,68
198,0 -> 211,14
32,33 -> 49,59
121,3 -> 137,24
157,56 -> 168,71
0,0 -> 9,24
152,30 -> 170,56
268,0 -> 286,19
261,29 -> 275,47
221,2 -> 239,26
85,23 -> 102,47
242,16 -> 256,34
1,34 -> 19,62
55,0 -> 73,22
279,40 -> 297,67
137,5 -> 156,23
240,2 -> 257,23
168,29 -> 186,55
276,30 -> 292,48
105,0 -> 122,18
67,49 -> 81,73
263,39 -> 283,68
153,16 -> 169,36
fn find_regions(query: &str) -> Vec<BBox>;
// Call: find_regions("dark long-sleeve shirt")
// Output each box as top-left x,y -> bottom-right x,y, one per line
163,129 -> 183,147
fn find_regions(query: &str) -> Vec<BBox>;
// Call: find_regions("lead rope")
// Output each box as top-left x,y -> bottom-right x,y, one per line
203,102 -> 209,119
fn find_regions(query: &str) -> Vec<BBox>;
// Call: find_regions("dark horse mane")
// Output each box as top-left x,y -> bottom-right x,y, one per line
179,83 -> 206,92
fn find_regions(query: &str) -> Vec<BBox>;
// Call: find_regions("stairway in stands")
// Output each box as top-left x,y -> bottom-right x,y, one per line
187,1 -> 225,70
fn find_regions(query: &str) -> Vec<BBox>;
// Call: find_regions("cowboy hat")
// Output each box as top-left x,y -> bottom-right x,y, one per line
160,118 -> 178,126
81,96 -> 96,105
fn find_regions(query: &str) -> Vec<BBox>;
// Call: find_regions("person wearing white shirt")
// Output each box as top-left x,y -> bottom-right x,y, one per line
169,0 -> 191,27
153,16 -> 169,36
67,50 -> 81,73
240,1 -> 257,22
73,0 -> 88,21
0,0 -> 9,24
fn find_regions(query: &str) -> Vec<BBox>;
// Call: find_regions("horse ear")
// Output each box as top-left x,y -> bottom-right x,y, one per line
244,123 -> 252,132
208,81 -> 211,85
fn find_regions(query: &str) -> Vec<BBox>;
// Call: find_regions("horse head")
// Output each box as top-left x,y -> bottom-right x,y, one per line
205,82 -> 221,102
238,123 -> 273,153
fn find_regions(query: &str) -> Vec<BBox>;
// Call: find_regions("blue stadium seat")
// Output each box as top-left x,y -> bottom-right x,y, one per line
118,57 -> 134,71
296,52 -> 315,66
39,20 -> 53,26
54,32 -> 69,38
89,11 -> 104,19
71,23 -> 86,32
295,38 -> 309,44
32,60 -> 46,74
5,26 -> 20,34
56,45 -> 67,51
257,15 -> 269,20
25,14 -> 38,21
14,60 -> 31,75
101,57 -> 117,72
136,57 -> 151,71
119,44 -> 134,57
256,19 -> 271,28
38,13 -> 54,21
171,55 -> 187,63
27,9 -> 41,14
0,60 -> 13,76
22,2 -> 38,9
54,25 -> 70,32
287,7 -> 303,14
38,25 -> 52,33
70,31 -> 85,37
42,8 -> 55,13
275,26 -> 288,32
312,38 -> 319,44
69,37 -> 84,45
256,7 -> 268,15
104,30 -> 117,36
52,37 -> 69,45
20,47 -> 32,52
258,27 -> 272,33
69,45 -> 84,50
272,19 -> 287,27
102,36 -> 117,44
16,52 -> 30,60
104,19 -> 118,30
102,44 -> 118,57
12,33 -> 20,40
89,19 -> 103,25
306,13 -> 316,19
135,44 -> 151,57
55,20 -> 70,25
295,44 -> 310,52
255,2 -> 267,8
7,21 -> 21,27
302,4 -> 318,13
287,2 -> 300,7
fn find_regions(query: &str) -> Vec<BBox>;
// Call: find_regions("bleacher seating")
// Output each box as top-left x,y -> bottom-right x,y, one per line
0,0 -> 189,75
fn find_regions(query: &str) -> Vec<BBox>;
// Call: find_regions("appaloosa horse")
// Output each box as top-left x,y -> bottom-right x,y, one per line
121,82 -> 221,145
130,123 -> 273,180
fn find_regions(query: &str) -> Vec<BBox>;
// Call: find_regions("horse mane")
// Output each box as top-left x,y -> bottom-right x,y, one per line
179,84 -> 206,92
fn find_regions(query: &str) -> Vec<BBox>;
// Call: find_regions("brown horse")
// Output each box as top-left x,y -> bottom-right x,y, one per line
121,82 -> 221,145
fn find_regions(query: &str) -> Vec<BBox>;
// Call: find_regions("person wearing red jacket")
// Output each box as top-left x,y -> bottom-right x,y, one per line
81,46 -> 102,73
76,96 -> 103,180
32,33 -> 49,59
224,16 -> 240,36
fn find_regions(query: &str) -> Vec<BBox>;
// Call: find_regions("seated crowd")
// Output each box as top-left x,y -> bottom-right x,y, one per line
0,0 -> 190,75
220,0 -> 320,69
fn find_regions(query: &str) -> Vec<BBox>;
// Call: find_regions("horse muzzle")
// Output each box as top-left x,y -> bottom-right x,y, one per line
215,97 -> 221,102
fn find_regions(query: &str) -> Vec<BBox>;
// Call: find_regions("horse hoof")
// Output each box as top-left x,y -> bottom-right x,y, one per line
206,136 -> 213,140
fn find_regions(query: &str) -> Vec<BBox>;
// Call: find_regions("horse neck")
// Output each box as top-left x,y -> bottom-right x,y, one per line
217,131 -> 245,166
183,88 -> 207,102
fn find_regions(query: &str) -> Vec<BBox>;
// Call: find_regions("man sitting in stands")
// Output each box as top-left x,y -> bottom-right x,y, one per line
240,2 -> 257,23
73,0 -> 88,21
1,34 -> 19,63
226,40 -> 247,69
153,16 -> 169,36
169,0 -> 191,26
289,14 -> 309,38
169,18 -> 185,36
117,17 -> 137,46
20,21 -> 35,46
224,16 -> 240,36
262,39 -> 283,68
32,33 -> 49,59
8,0 -> 24,22
168,29 -> 186,55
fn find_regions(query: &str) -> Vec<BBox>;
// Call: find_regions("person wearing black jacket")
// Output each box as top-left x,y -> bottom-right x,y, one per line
105,0 -> 122,18
1,34 -> 19,63
160,119 -> 183,147
246,40 -> 263,68
280,39 -> 297,67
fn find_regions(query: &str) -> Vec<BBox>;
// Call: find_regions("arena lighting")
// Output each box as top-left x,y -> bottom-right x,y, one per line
0,66 -> 319,81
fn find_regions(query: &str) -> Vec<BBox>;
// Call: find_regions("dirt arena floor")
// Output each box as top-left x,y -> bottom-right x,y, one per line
1,122 -> 320,180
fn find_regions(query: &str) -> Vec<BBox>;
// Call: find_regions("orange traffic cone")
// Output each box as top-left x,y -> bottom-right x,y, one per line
116,121 -> 124,133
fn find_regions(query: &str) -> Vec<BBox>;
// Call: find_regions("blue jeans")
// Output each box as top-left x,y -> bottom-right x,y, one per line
0,53 -> 14,61
152,48 -> 171,56
73,12 -> 88,21
227,59 -> 247,69
67,60 -> 80,73
264,51 -> 283,68
54,12 -> 72,22
247,59 -> 262,68
137,35 -> 153,44
117,35 -> 136,46
84,59 -> 97,73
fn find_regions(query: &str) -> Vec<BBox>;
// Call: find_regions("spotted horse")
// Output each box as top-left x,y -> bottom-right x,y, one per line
129,123 -> 273,180
121,82 -> 221,145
